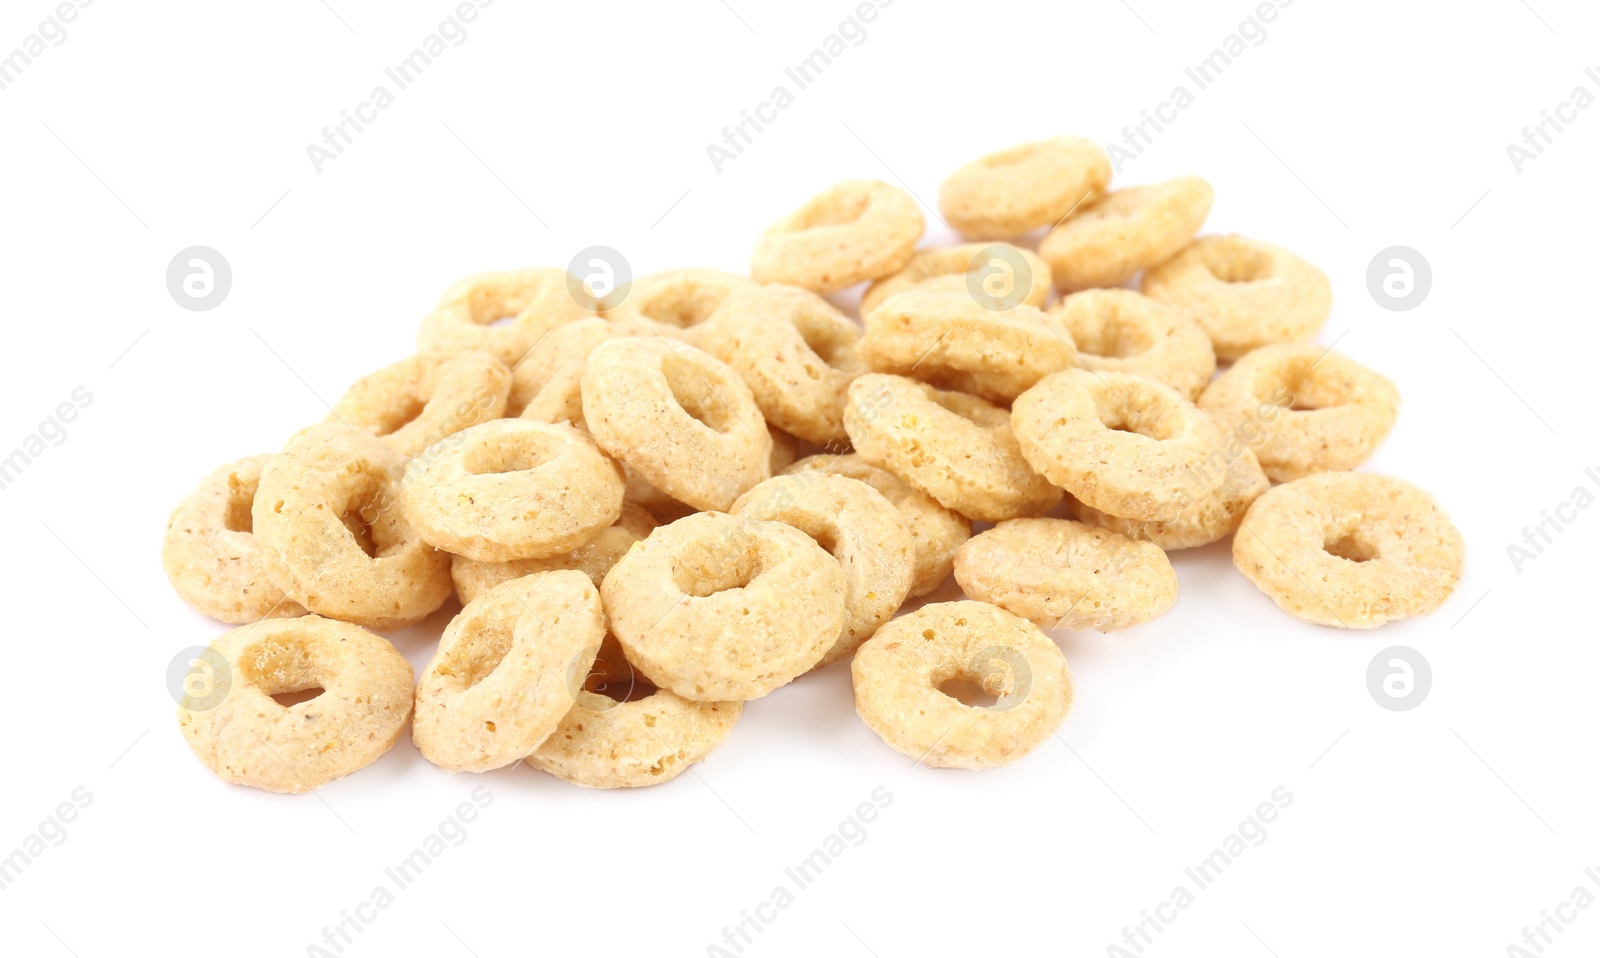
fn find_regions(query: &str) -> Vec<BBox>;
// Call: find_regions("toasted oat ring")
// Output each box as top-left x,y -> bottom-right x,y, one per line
844,374 -> 1060,523
1143,235 -> 1332,361
750,180 -> 924,294
163,455 -> 306,623
451,502 -> 656,604
602,512 -> 846,701
784,454 -> 970,598
732,474 -> 915,667
1012,369 -> 1227,522
417,268 -> 595,366
253,425 -> 451,631
860,243 -> 1053,316
621,423 -> 793,525
582,337 -> 771,512
938,137 -> 1113,239
329,349 -> 510,458
1071,433 -> 1269,550
1050,289 -> 1216,400
955,518 -> 1177,632
604,268 -> 753,343
507,317 -> 612,420
861,290 -> 1077,404
697,283 -> 866,446
851,601 -> 1073,769
1233,473 -> 1463,629
1199,344 -> 1399,482
176,615 -> 413,793
400,419 -> 624,563
1039,176 -> 1214,291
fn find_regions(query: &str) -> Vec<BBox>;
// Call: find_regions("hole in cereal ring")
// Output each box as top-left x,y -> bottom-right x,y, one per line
272,686 -> 325,707
1075,305 -> 1155,359
437,617 -> 515,689
583,636 -> 658,703
340,509 -> 380,558
239,631 -> 332,706
486,314 -> 518,328
461,439 -> 553,476
663,355 -> 737,434
1203,246 -> 1275,283
1324,532 -> 1378,564
373,395 -> 426,437
936,673 -> 1000,710
223,483 -> 255,534
794,190 -> 871,230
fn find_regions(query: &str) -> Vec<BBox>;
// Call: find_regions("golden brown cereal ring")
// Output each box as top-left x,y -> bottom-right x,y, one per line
860,243 -> 1053,316
1012,369 -> 1227,521
417,268 -> 594,366
450,502 -> 656,604
602,512 -> 846,701
604,268 -> 754,342
400,419 -> 625,562
412,570 -> 604,772
697,283 -> 866,446
954,518 -> 1177,632
938,137 -> 1112,239
1199,343 -> 1399,482
1233,473 -> 1464,629
582,337 -> 771,512
732,474 -> 915,667
253,425 -> 451,631
783,454 -> 970,598
328,349 -> 510,458
1143,235 -> 1332,361
851,601 -> 1073,769
1050,289 -> 1216,400
844,374 -> 1060,523
750,180 -> 924,294
1070,433 -> 1270,550
162,455 -> 305,623
861,290 -> 1078,404
1039,176 -> 1214,291
176,615 -> 413,793
506,317 -> 612,420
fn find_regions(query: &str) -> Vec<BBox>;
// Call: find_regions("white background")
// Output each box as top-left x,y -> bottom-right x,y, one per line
1,0 -> 1596,955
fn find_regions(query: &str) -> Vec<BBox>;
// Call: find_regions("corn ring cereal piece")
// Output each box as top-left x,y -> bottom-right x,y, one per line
604,268 -> 753,343
851,601 -> 1074,769
1039,176 -> 1214,291
750,180 -> 924,294
328,349 -> 509,458
162,454 -> 305,623
450,502 -> 656,604
1050,289 -> 1216,400
860,243 -> 1053,316
253,425 -> 451,631
938,137 -> 1112,239
1233,473 -> 1463,629
176,615 -> 413,793
506,317 -> 612,419
1070,435 -> 1270,550
417,268 -> 594,366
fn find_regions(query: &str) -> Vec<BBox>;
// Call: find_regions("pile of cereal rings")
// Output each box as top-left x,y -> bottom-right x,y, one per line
165,135 -> 1463,793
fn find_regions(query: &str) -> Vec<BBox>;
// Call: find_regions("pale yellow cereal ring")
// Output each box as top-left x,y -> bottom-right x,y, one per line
1233,473 -> 1463,629
602,512 -> 846,701
1199,343 -> 1399,482
1142,235 -> 1332,361
1050,289 -> 1216,400
506,317 -> 612,420
417,268 -> 595,366
732,474 -> 915,667
176,615 -> 413,793
451,502 -> 656,604
253,425 -> 451,631
750,180 -> 924,294
954,518 -> 1177,632
938,137 -> 1112,239
623,424 -> 793,524
400,419 -> 624,562
851,601 -> 1074,769
328,349 -> 510,458
1039,176 -> 1214,291
860,243 -> 1053,316
843,374 -> 1060,523
582,337 -> 771,512
604,268 -> 754,342
162,455 -> 305,623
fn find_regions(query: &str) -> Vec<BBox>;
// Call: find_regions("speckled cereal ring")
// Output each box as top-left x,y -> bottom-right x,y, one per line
851,601 -> 1074,770
1050,289 -> 1216,400
602,512 -> 846,701
1039,176 -> 1214,292
329,349 -> 510,458
253,425 -> 452,631
1012,369 -> 1227,521
732,474 -> 915,666
162,455 -> 305,623
1233,473 -> 1463,629
417,268 -> 595,366
582,337 -> 771,512
1071,434 -> 1270,550
1143,235 -> 1332,361
604,269 -> 753,343
750,179 -> 924,294
506,317 -> 612,420
696,283 -> 866,446
1199,343 -> 1399,482
451,502 -> 656,604
861,290 -> 1077,404
860,243 -> 1053,316
954,518 -> 1177,632
783,454 -> 971,598
176,615 -> 413,793
400,419 -> 624,563
843,374 -> 1060,523
938,137 -> 1112,239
